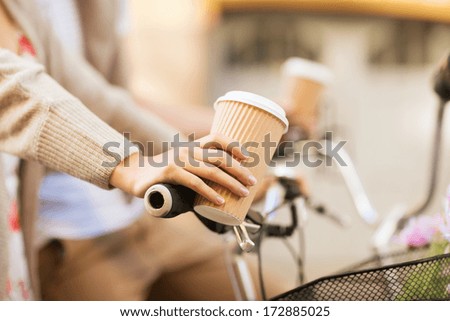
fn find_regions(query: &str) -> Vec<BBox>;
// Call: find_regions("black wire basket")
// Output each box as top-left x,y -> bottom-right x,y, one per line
272,249 -> 450,301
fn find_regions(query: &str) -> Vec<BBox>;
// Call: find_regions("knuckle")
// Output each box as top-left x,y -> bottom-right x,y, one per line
165,162 -> 176,171
163,163 -> 177,177
222,154 -> 234,168
191,178 -> 203,189
206,166 -> 219,178
212,156 -> 224,167
212,149 -> 226,161
204,140 -> 220,150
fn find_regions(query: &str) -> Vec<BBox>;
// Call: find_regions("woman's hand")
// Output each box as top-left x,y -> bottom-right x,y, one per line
110,133 -> 257,205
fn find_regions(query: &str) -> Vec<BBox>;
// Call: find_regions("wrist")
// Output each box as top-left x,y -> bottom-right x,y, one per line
109,151 -> 142,194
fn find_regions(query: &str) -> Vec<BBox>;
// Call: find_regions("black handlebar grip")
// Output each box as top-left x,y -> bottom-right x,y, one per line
144,184 -> 195,218
144,184 -> 229,234
433,53 -> 450,101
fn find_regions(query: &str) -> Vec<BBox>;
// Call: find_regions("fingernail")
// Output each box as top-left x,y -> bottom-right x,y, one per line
240,186 -> 250,197
248,175 -> 257,185
216,195 -> 225,205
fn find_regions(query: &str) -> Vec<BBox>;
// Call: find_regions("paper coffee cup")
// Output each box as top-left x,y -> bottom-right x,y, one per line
194,91 -> 289,225
280,57 -> 332,137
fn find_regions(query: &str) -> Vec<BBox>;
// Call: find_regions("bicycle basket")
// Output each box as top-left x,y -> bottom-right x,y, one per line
272,252 -> 450,301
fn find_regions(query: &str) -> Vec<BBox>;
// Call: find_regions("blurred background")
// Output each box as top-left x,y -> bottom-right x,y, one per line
126,0 -> 450,294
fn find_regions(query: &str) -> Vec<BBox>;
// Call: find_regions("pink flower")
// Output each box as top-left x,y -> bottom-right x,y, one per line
396,214 -> 442,248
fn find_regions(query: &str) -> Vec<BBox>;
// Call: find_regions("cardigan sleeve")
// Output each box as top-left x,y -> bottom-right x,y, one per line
0,49 -> 138,189
42,26 -> 181,156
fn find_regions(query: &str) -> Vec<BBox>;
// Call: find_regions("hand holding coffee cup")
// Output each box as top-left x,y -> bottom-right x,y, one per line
280,57 -> 332,138
194,91 -> 289,225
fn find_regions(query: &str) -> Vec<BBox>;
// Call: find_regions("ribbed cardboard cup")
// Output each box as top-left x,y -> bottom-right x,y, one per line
194,91 -> 289,226
280,57 -> 332,137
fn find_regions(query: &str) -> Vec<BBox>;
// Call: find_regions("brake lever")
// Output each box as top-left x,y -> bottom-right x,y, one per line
233,224 -> 256,252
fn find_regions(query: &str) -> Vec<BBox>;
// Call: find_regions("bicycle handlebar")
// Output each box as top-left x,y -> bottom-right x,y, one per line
144,178 -> 304,238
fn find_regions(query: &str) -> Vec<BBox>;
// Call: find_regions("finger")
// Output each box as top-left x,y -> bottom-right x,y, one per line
185,160 -> 250,198
199,133 -> 248,160
192,147 -> 257,186
173,167 -> 225,205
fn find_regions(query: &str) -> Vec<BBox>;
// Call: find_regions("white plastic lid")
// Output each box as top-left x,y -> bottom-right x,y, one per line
281,57 -> 333,85
215,91 -> 289,132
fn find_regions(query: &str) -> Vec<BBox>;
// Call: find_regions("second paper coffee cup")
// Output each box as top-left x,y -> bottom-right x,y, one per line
194,91 -> 289,225
280,57 -> 332,137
